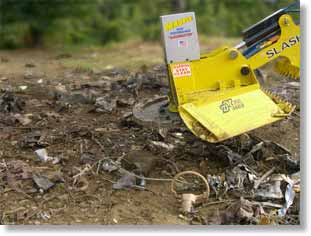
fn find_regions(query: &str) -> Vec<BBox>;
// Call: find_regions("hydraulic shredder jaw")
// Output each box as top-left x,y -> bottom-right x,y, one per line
161,8 -> 299,143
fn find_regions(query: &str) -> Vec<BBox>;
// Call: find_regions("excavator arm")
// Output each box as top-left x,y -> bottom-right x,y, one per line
243,4 -> 300,79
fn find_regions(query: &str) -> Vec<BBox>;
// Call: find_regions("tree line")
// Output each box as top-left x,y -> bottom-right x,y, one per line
0,0 -> 296,49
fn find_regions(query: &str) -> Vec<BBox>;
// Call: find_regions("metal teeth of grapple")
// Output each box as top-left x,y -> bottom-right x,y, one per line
274,59 -> 300,80
261,87 -> 296,115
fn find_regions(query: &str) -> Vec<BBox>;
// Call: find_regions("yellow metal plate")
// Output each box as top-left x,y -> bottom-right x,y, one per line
179,89 -> 287,143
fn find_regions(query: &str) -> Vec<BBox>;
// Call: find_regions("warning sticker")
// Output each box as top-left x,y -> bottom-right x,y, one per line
172,63 -> 191,78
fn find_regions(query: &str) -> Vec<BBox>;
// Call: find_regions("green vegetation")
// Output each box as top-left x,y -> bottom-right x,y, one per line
0,0 -> 297,49
56,37 -> 239,70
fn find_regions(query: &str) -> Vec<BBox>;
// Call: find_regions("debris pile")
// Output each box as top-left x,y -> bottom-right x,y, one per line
168,134 -> 300,225
0,63 -> 300,225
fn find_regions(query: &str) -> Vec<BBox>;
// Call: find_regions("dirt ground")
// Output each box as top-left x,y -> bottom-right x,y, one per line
0,42 -> 300,225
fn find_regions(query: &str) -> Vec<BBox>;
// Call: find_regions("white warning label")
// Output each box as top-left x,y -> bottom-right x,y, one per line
172,63 -> 191,78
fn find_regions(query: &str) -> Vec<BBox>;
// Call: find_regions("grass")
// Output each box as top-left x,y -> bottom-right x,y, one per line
55,36 -> 241,71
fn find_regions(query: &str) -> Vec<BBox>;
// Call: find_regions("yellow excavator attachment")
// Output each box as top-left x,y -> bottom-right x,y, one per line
178,88 -> 295,143
167,48 -> 296,142
163,13 -> 299,143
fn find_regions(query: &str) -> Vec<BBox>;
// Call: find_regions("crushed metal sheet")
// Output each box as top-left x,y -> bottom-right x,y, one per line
255,174 -> 284,199
32,174 -> 55,191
